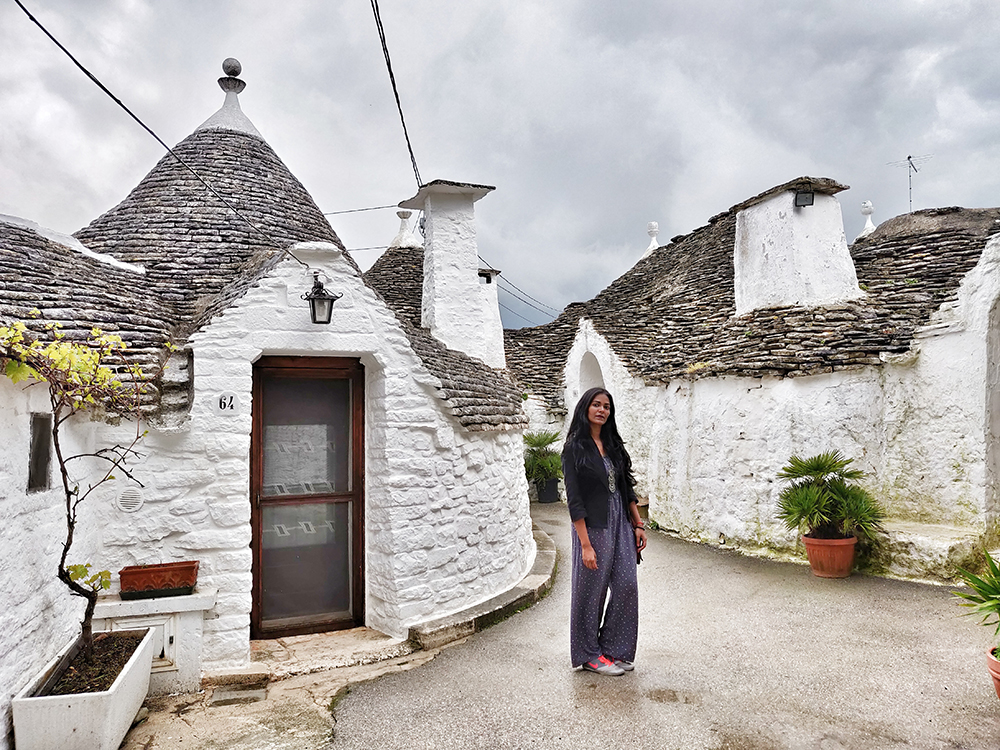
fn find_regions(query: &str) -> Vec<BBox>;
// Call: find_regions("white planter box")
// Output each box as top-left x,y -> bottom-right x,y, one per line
12,628 -> 155,750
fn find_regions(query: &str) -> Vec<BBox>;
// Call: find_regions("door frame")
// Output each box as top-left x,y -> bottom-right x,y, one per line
250,356 -> 365,639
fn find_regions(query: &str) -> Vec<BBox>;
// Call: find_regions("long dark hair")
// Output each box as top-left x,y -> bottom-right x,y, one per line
564,387 -> 633,476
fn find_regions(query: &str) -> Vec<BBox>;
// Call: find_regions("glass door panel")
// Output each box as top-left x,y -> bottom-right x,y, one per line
262,377 -> 351,496
260,501 -> 352,628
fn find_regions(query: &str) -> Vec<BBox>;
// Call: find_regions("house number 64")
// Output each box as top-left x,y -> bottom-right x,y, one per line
213,392 -> 240,415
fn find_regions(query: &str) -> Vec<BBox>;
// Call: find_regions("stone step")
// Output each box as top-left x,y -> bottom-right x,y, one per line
879,520 -> 984,583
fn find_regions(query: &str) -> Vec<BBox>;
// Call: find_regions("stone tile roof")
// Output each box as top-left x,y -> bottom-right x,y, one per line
364,246 -> 528,431
505,192 -> 1000,411
0,219 -> 180,411
406,325 -> 528,431
74,127 -> 347,339
3,119 -> 526,430
364,247 -> 424,328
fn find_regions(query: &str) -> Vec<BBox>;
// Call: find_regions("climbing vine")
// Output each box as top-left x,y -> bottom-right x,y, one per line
0,315 -> 149,656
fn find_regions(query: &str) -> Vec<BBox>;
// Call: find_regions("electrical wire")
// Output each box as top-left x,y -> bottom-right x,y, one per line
370,0 -> 422,188
498,284 -> 558,319
479,253 -> 561,314
16,0 -> 566,318
13,0 -> 309,268
497,277 -> 561,315
324,204 -> 398,216
498,301 -> 542,327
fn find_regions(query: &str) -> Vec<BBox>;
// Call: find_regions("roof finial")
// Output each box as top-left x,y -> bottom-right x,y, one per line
640,221 -> 659,259
196,58 -> 261,137
855,201 -> 876,242
219,58 -> 246,94
646,221 -> 659,250
388,210 -> 423,250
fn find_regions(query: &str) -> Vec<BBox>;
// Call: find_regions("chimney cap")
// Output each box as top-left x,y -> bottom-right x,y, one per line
731,176 -> 849,216
399,179 -> 495,209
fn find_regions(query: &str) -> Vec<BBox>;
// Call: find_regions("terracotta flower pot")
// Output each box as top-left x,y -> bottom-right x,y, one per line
119,560 -> 199,600
987,648 -> 1000,701
801,535 -> 857,578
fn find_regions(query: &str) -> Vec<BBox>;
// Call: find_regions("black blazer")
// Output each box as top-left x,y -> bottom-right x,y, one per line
562,440 -> 637,529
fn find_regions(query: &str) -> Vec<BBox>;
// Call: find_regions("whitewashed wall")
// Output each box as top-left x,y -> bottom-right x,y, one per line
0,379 -> 104,750
561,248 -> 1000,579
87,242 -> 533,670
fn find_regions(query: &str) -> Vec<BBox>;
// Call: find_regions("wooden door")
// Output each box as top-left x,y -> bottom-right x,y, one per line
251,357 -> 364,638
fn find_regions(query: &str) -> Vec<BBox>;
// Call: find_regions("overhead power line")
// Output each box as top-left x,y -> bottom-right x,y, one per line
324,204 -> 398,216
498,301 -> 542,327
479,253 -> 561,315
12,0 -> 308,268
370,0 -> 422,188
497,284 -> 558,320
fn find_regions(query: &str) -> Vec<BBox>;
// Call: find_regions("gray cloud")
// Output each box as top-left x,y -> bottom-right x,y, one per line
2,0 -> 998,327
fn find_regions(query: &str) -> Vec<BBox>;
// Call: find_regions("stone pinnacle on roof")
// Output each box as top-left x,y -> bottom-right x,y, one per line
388,210 -> 423,250
641,221 -> 659,259
196,58 -> 262,138
855,200 -> 876,242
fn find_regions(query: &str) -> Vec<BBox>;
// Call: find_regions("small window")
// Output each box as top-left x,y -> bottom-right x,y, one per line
28,414 -> 52,492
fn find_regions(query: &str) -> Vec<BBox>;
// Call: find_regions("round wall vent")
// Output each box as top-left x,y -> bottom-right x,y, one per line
116,488 -> 144,513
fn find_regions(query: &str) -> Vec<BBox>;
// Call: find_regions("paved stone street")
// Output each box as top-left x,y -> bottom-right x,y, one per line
330,502 -> 1000,750
125,501 -> 1000,749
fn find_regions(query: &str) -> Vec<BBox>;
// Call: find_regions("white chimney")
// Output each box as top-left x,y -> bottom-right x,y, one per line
399,180 -> 506,368
733,177 -> 863,316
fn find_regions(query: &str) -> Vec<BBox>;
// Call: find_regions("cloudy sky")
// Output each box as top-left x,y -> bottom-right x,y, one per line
2,1 -> 999,327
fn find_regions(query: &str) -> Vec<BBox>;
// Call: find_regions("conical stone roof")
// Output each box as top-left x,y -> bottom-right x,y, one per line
74,125 -> 343,336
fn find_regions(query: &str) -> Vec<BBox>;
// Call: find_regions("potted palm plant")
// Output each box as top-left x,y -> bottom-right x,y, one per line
776,450 -> 886,578
954,552 -> 1000,701
524,430 -> 562,503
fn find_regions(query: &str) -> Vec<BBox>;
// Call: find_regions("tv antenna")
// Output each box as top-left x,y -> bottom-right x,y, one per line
887,154 -> 932,213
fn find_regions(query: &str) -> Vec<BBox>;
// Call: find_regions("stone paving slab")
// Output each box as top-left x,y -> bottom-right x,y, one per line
329,501 -> 1000,750
123,502 -> 1000,749
120,520 -> 557,749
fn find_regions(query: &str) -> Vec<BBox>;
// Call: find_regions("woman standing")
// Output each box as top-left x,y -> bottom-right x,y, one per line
562,387 -> 647,676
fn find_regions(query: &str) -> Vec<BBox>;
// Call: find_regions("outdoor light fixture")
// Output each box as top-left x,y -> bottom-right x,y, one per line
301,271 -> 342,324
794,191 -> 815,208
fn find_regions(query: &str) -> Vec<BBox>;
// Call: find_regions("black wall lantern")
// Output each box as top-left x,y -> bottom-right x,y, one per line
301,270 -> 342,324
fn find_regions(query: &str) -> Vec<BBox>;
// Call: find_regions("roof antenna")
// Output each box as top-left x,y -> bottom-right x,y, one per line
887,154 -> 932,213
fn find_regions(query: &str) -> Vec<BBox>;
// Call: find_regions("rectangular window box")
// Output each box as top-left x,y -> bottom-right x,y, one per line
118,561 -> 200,600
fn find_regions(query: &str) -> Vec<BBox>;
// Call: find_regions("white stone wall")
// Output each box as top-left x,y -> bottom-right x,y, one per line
84,241 -> 533,670
734,191 -> 863,316
561,266 -> 1000,575
479,274 -> 507,369
0,378 -> 105,750
562,319 -> 658,497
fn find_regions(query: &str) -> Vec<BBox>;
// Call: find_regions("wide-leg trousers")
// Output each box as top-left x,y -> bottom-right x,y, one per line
569,497 -> 639,667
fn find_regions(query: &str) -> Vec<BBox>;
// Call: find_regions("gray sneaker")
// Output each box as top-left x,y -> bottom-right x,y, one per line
613,659 -> 634,672
582,655 -> 625,676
